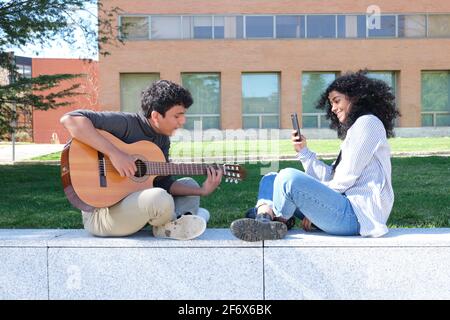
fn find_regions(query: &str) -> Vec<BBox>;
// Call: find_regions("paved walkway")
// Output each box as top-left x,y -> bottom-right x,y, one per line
0,143 -> 65,164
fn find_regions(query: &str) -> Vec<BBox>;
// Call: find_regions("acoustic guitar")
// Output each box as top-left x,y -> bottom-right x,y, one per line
61,130 -> 246,211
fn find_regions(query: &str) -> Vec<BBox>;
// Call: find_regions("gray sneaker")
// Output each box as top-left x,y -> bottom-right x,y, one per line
230,218 -> 288,242
153,215 -> 206,240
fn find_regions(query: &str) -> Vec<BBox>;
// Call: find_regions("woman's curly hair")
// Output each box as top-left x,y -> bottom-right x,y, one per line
316,70 -> 400,139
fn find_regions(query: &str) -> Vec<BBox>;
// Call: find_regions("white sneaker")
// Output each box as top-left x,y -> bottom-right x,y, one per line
152,215 -> 206,240
196,208 -> 210,223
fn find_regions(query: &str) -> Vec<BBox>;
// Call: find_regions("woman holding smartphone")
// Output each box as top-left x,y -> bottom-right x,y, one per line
231,70 -> 400,241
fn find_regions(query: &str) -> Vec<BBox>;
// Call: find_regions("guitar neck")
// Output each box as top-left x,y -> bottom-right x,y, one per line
145,162 -> 217,176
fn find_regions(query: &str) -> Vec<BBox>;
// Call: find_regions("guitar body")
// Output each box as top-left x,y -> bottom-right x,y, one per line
61,130 -> 165,211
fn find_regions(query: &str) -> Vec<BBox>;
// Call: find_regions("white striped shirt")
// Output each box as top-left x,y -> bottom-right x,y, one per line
297,115 -> 394,237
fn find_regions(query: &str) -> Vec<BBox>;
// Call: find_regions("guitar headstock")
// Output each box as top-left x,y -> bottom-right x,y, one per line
222,164 -> 247,183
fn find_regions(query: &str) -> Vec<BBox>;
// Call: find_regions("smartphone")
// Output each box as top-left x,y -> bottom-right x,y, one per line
291,113 -> 302,141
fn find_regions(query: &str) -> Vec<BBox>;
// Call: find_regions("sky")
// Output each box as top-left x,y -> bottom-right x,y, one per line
9,3 -> 99,61
11,39 -> 98,60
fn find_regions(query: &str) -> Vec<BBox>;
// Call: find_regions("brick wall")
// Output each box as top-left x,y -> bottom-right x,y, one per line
32,59 -> 99,143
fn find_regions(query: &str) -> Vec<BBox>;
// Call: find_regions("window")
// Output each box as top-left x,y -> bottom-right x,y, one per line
120,13 -> 449,41
213,16 -> 225,38
184,16 -> 243,39
307,15 -> 336,38
213,16 -> 243,39
421,71 -> 450,126
236,16 -> 244,39
276,15 -> 304,38
120,74 -> 160,113
398,15 -> 426,37
181,73 -> 221,130
193,16 -> 213,39
368,15 -> 396,37
242,73 -> 280,129
337,15 -> 366,38
16,64 -> 32,79
428,14 -> 450,37
121,16 -> 149,40
151,16 -> 181,39
246,16 -> 274,38
302,72 -> 337,128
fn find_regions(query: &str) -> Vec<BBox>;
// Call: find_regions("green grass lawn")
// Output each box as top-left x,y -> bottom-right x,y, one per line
170,136 -> 450,158
32,137 -> 450,160
0,156 -> 449,229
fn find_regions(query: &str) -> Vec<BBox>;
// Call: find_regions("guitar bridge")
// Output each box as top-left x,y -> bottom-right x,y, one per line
98,152 -> 107,187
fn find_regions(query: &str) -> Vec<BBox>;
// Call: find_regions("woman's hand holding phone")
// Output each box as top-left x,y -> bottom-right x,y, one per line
291,113 -> 307,152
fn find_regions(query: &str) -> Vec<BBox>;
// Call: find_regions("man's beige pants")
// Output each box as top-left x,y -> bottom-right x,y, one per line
82,178 -> 200,236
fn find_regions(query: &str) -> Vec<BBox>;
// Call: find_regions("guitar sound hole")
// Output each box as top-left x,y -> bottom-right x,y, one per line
134,159 -> 147,178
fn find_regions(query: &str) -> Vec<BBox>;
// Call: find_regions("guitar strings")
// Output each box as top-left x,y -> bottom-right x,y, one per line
98,162 -> 217,175
99,160 -> 233,171
97,160 -> 241,176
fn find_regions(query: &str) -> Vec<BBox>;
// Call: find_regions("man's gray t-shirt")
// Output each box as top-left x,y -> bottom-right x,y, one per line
67,109 -> 175,192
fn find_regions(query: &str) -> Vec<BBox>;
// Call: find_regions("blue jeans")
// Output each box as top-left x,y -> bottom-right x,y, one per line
256,169 -> 360,236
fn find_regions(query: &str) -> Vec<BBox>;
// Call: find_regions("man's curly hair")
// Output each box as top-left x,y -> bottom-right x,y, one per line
141,80 -> 193,117
316,70 -> 400,139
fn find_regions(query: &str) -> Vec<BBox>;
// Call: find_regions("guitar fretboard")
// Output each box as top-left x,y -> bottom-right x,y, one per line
144,162 -> 219,176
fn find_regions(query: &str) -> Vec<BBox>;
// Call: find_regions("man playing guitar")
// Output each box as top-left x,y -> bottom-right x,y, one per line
60,80 -> 223,240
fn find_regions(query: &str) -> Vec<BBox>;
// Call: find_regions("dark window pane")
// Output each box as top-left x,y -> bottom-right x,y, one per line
194,26 -> 212,38
357,15 -> 367,37
436,114 -> 450,126
302,116 -> 318,128
236,16 -> 244,38
214,26 -> 224,38
246,16 -> 273,38
307,15 -> 336,38
262,116 -> 279,129
203,117 -> 221,130
421,114 -> 433,126
368,15 -> 396,37
276,15 -> 302,38
243,116 -> 259,129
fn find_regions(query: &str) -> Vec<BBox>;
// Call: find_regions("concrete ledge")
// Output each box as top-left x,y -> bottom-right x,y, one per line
265,229 -> 450,300
0,228 -> 449,300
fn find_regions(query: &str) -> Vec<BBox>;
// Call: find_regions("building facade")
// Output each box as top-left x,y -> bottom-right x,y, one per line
97,0 -> 450,131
